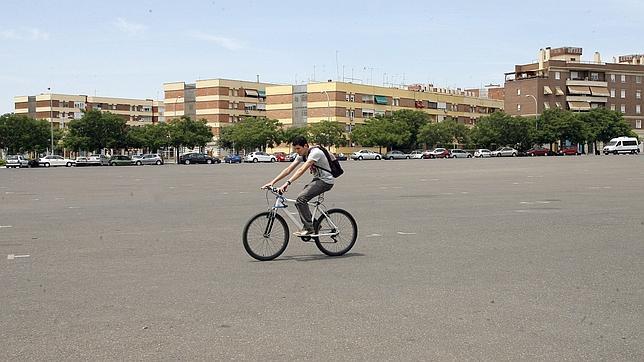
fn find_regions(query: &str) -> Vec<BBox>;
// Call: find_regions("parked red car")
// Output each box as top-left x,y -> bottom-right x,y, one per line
557,146 -> 580,156
526,146 -> 552,156
422,148 -> 450,159
273,152 -> 287,162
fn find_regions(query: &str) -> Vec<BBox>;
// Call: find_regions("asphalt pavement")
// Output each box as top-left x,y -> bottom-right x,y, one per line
1,155 -> 643,360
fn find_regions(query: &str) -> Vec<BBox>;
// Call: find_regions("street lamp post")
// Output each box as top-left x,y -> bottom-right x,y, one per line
525,94 -> 538,129
48,88 -> 54,155
173,96 -> 182,164
321,90 -> 330,121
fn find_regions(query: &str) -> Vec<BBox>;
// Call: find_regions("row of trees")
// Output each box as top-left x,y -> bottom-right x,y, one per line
0,110 -> 213,155
354,108 -> 637,152
2,107 -> 637,156
217,116 -> 347,152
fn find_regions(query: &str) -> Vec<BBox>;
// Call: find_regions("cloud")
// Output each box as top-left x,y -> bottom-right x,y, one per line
189,31 -> 245,50
0,28 -> 49,40
114,17 -> 147,35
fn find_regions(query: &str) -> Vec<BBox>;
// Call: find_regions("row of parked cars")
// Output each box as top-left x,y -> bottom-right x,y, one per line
4,154 -> 165,168
350,146 -> 586,160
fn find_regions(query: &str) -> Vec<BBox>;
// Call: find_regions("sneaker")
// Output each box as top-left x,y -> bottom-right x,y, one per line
293,229 -> 314,237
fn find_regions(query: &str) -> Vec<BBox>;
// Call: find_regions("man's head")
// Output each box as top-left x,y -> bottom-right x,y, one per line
292,136 -> 309,156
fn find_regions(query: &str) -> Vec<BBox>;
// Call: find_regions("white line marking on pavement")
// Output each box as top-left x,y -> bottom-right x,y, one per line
461,192 -> 469,194
67,206 -> 80,209
0,225 -> 13,228
32,198 -> 39,201
397,231 -> 417,235
5,191 -> 14,194
420,179 -> 427,182
365,234 -> 382,238
7,254 -> 30,260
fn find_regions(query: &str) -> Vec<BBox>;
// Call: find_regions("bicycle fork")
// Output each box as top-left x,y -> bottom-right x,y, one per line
263,210 -> 277,238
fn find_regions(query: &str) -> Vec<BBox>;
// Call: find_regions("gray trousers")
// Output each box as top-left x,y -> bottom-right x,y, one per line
295,179 -> 334,230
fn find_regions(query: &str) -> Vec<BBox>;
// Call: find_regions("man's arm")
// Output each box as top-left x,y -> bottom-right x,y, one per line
262,160 -> 300,189
278,159 -> 315,193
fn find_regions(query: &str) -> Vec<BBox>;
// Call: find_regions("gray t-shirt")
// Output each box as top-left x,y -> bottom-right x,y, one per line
295,147 -> 334,185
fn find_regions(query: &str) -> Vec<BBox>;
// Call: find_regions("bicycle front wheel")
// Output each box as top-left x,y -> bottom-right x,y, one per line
242,211 -> 289,261
313,209 -> 358,256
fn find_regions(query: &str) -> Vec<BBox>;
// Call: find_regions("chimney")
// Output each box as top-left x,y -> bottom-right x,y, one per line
594,52 -> 601,64
613,57 -> 617,63
539,48 -> 545,69
545,47 -> 551,61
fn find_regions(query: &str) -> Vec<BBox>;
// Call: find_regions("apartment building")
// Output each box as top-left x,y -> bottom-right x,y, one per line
266,81 -> 504,131
13,93 -> 163,127
163,78 -> 278,137
504,46 -> 644,137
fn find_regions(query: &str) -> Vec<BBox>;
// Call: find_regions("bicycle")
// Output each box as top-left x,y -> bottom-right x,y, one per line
242,186 -> 358,261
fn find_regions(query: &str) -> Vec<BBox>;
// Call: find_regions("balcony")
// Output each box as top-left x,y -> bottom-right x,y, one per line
566,80 -> 608,87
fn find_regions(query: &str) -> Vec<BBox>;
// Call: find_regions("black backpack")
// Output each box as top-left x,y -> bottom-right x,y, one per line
304,146 -> 344,178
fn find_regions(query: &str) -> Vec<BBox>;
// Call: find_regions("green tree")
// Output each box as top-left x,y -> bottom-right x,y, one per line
579,108 -> 636,151
308,120 -> 347,147
391,109 -> 430,149
351,115 -> 411,153
63,110 -> 128,152
470,112 -> 532,151
279,126 -> 310,145
0,114 -> 56,154
216,116 -> 281,152
141,123 -> 171,153
168,116 -> 213,149
418,120 -> 469,148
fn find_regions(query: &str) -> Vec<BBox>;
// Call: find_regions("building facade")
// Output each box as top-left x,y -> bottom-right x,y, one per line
504,47 -> 644,138
266,81 -> 504,132
164,78 -> 278,133
14,94 -> 163,127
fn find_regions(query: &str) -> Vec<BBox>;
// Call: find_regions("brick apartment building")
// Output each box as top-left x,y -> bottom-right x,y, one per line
504,46 -> 644,138
14,93 -> 163,128
266,81 -> 504,132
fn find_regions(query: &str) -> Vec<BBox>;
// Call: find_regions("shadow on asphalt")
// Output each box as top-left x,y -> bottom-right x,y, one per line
250,252 -> 366,263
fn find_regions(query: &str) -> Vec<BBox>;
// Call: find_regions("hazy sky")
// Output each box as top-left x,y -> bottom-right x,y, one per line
1,0 -> 640,114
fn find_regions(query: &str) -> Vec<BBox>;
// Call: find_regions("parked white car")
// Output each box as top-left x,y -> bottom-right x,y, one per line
245,151 -> 277,163
351,150 -> 381,160
491,147 -> 518,157
603,137 -> 640,155
449,149 -> 472,158
5,155 -> 31,168
38,155 -> 75,167
409,150 -> 424,159
474,149 -> 492,158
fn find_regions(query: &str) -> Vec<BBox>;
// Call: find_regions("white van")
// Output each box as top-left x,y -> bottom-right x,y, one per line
603,137 -> 640,155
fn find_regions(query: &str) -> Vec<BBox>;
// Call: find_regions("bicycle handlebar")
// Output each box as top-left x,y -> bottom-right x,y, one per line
262,186 -> 284,195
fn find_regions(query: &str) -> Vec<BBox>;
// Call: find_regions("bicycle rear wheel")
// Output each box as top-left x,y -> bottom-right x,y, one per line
313,209 -> 358,256
243,211 -> 289,261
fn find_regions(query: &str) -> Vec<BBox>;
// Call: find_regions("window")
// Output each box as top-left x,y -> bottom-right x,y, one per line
637,76 -> 642,84
571,71 -> 578,79
517,104 -> 521,112
393,98 -> 400,106
620,104 -> 626,113
555,72 -> 560,80
610,89 -> 616,98
621,90 -> 626,98
345,93 -> 350,101
610,74 -> 616,82
610,104 -> 616,111
229,102 -> 233,109
637,120 -> 642,129
637,105 -> 641,114
350,94 -> 355,102
228,89 -> 233,96
350,110 -> 355,119
517,89 -> 521,96
590,72 -> 599,81
362,95 -> 373,103
637,90 -> 641,100
345,109 -> 350,118
621,74 -> 626,83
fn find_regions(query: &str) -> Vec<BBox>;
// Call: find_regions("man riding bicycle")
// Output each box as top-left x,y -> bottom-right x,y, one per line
262,136 -> 334,237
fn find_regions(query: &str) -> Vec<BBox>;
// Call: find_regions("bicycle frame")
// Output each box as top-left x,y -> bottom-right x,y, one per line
265,188 -> 340,238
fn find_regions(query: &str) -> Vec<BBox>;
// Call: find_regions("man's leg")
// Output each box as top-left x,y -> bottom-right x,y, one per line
295,180 -> 333,233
